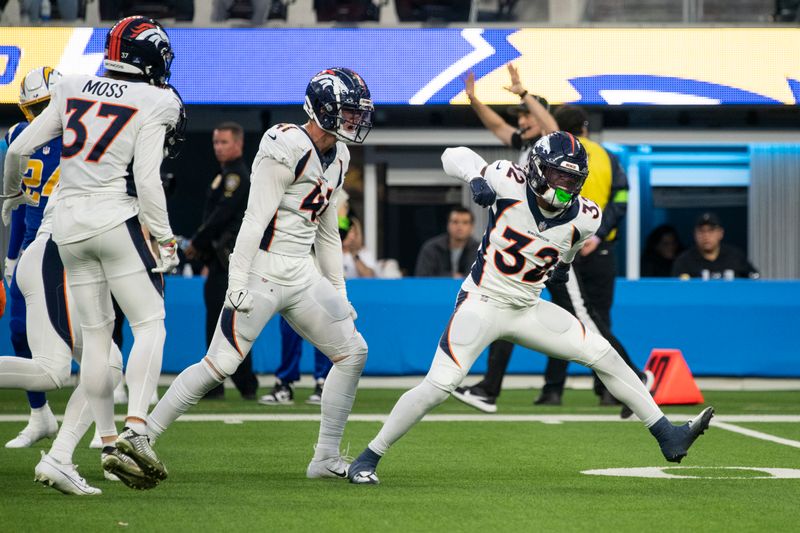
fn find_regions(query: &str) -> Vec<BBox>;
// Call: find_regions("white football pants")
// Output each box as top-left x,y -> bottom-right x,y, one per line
149,262 -> 367,458
58,218 -> 165,437
368,290 -> 663,456
0,233 -> 123,460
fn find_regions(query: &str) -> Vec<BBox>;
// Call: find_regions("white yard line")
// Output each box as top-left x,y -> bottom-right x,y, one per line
1,414 -> 799,423
711,421 -> 800,449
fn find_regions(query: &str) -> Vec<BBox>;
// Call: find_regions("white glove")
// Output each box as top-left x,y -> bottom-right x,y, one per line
224,287 -> 254,314
151,238 -> 179,274
4,256 -> 18,287
348,301 -> 358,321
1,190 -> 38,226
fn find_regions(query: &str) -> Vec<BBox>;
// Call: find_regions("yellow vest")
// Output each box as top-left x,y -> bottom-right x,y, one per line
578,136 -> 616,241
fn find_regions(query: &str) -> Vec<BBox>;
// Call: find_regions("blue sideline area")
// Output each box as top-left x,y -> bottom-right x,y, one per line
0,278 -> 797,377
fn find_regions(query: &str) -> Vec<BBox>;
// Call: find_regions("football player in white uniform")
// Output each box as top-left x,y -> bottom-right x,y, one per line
144,67 -> 373,484
347,132 -> 714,485
2,16 -> 182,489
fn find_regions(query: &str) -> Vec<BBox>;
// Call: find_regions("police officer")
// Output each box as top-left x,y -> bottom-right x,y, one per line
185,121 -> 259,400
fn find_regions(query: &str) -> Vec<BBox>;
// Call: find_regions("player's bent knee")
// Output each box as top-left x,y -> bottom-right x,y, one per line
331,332 -> 368,370
425,354 -> 465,393
130,317 -> 166,337
204,349 -> 241,378
575,330 -> 613,367
45,361 -> 72,389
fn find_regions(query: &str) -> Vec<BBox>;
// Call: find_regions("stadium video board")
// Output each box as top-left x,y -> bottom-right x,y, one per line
0,27 -> 797,106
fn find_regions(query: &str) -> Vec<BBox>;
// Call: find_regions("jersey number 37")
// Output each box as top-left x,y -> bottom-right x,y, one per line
62,98 -> 137,162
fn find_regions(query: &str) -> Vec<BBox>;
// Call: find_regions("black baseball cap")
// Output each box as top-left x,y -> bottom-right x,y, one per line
695,212 -> 722,228
506,94 -> 549,116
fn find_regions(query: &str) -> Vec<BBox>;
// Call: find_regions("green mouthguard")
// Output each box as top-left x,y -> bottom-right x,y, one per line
555,189 -> 573,203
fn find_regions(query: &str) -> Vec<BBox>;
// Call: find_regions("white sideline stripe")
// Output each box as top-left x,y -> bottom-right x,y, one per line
1,414 -> 799,423
711,421 -> 800,449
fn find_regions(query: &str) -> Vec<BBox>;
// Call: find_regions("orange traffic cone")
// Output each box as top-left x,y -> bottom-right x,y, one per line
644,349 -> 704,405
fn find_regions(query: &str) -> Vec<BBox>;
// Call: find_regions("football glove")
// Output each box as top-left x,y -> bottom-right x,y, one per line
1,190 -> 38,226
151,238 -> 180,274
4,257 -> 18,287
224,287 -> 254,314
547,262 -> 570,285
469,177 -> 496,208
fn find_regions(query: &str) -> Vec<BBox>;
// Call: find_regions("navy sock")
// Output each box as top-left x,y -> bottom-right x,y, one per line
356,447 -> 382,468
648,416 -> 674,442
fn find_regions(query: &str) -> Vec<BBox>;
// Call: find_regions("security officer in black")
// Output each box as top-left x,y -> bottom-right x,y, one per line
185,121 -> 259,400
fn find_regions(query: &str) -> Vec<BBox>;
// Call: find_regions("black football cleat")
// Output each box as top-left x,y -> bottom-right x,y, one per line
657,407 -> 715,463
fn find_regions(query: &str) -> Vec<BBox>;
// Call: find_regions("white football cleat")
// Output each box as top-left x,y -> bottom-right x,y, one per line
5,408 -> 58,448
306,455 -> 350,479
34,452 -> 102,495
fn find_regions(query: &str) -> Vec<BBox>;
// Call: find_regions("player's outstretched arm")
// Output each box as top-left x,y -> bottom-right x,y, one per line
441,147 -> 495,207
227,156 -> 292,294
441,147 -> 488,183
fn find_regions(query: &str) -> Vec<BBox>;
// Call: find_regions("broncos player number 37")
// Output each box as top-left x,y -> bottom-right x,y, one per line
2,15 -> 185,490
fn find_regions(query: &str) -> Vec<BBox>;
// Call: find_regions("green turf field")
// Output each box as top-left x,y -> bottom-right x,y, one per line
0,387 -> 798,532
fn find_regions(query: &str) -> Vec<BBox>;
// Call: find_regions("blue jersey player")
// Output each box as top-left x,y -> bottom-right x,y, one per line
2,67 -> 63,448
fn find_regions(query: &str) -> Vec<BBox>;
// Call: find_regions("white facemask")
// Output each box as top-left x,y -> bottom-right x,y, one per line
541,187 -> 572,210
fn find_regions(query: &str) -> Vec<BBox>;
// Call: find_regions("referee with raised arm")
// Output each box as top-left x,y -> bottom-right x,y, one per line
534,105 -> 647,415
453,86 -> 646,417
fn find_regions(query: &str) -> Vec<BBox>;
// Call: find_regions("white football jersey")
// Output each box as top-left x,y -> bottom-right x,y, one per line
45,74 -> 180,243
461,159 -> 602,307
253,123 -> 349,257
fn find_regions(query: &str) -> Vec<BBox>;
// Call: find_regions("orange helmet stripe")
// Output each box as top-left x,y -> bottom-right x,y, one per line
108,16 -> 138,61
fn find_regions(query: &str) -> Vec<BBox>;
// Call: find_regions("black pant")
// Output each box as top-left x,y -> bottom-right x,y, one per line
541,243 -> 643,397
204,264 -> 259,398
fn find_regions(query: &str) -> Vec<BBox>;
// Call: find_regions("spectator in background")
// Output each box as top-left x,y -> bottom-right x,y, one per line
342,217 -> 376,279
672,213 -> 759,280
641,224 -> 683,277
212,0 -> 283,23
21,0 -> 79,21
184,122 -> 259,400
415,207 -> 478,278
99,0 -> 193,21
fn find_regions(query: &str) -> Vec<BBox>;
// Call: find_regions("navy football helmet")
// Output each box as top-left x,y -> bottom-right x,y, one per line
104,16 -> 173,85
163,85 -> 186,159
527,131 -> 589,212
304,68 -> 374,143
